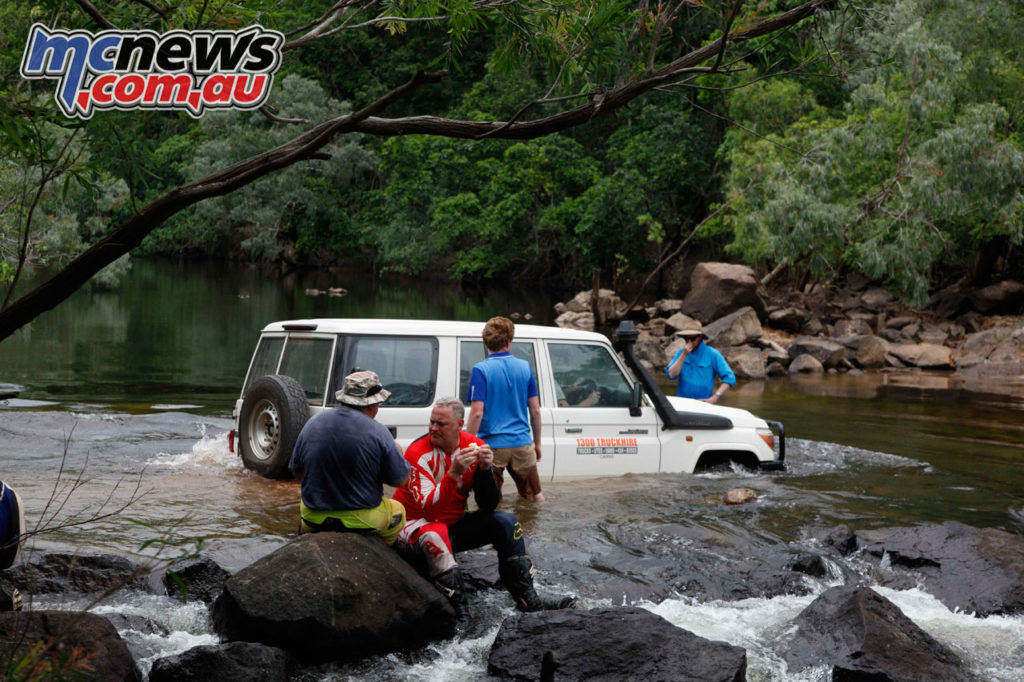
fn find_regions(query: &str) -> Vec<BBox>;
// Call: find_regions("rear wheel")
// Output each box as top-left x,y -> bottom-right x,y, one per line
239,375 -> 310,478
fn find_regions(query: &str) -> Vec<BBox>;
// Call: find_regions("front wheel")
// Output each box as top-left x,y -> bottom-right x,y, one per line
238,375 -> 310,478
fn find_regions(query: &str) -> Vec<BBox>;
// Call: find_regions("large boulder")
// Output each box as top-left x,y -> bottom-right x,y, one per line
0,611 -> 141,681
664,312 -> 701,335
3,553 -> 151,595
723,346 -> 766,380
554,310 -> 595,330
680,263 -> 767,323
211,533 -> 454,663
860,521 -> 1024,617
887,343 -> 954,369
781,585 -> 968,681
488,606 -> 747,681
564,289 -> 624,320
786,337 -> 846,368
767,307 -> 808,333
149,642 -> 292,682
789,354 -> 824,373
705,306 -> 763,348
955,323 -> 1024,368
969,280 -> 1024,314
855,336 -> 889,368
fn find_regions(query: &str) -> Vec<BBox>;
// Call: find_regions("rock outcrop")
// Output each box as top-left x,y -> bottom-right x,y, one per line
211,533 -> 454,663
781,585 -> 968,681
681,262 -> 767,323
860,521 -> 1024,617
149,642 -> 292,682
488,606 -> 747,681
0,611 -> 141,681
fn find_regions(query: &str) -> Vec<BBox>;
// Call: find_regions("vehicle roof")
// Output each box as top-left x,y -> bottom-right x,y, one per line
261,318 -> 612,343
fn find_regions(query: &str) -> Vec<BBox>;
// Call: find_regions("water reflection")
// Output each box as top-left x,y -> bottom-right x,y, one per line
0,259 -> 554,408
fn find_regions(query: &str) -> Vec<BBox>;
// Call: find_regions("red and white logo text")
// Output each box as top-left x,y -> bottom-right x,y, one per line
20,23 -> 284,119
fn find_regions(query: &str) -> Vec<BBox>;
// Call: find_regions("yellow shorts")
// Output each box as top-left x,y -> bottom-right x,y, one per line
300,497 -> 406,545
492,444 -> 537,470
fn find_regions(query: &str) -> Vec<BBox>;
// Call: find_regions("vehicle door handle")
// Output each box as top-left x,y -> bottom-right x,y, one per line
565,427 -> 583,433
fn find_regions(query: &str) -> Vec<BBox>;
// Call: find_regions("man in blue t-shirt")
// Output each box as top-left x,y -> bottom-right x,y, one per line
666,320 -> 736,403
466,317 -> 545,502
289,370 -> 410,542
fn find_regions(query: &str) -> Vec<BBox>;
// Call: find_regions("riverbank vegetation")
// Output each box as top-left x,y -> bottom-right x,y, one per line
1,0 -> 1022,340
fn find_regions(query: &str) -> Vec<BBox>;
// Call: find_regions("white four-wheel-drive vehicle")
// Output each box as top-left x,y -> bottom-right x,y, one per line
229,319 -> 785,479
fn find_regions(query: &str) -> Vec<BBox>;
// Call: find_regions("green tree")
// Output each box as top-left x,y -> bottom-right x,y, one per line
720,0 -> 1024,302
1,0 -> 838,341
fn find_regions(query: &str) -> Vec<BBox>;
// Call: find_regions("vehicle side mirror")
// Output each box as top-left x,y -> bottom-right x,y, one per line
629,381 -> 643,417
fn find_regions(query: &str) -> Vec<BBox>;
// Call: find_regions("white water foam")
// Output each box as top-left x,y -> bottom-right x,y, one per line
147,426 -> 241,470
645,585 -> 1024,681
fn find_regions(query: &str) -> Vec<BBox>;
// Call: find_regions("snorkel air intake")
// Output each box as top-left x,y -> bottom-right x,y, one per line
615,320 -> 732,430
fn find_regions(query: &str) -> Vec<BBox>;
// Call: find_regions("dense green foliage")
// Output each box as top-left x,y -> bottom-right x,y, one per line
720,0 -> 1024,302
2,0 -> 1022,306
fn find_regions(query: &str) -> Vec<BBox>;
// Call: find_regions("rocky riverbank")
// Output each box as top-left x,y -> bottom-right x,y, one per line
2,520 -> 1023,680
554,262 -> 1024,388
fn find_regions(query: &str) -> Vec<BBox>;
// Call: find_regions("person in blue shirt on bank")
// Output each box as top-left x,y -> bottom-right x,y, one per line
465,316 -> 545,503
666,320 -> 735,403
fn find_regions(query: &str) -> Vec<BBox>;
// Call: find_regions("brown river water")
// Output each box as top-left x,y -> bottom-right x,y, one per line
2,259 -> 1023,679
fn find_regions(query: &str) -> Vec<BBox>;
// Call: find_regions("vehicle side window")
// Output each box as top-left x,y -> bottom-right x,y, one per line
243,336 -> 284,393
279,337 -> 334,403
548,343 -> 632,408
459,340 -> 539,405
346,336 -> 437,407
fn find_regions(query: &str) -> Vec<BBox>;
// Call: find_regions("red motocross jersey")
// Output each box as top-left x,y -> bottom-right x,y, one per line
393,431 -> 486,525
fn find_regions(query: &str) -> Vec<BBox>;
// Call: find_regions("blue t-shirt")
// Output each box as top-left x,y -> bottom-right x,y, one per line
289,407 -> 410,512
666,342 -> 736,400
467,351 -> 538,448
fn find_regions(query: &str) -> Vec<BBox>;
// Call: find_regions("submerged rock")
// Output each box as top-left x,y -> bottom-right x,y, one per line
211,533 -> 454,663
861,521 -> 1024,616
149,641 -> 292,682
0,611 -> 141,681
781,585 -> 968,681
488,606 -> 746,681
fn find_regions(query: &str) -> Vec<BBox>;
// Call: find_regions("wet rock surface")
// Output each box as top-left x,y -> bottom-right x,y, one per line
780,585 -> 969,681
3,552 -> 151,596
488,606 -> 747,682
211,533 -> 454,663
860,521 -> 1024,617
0,610 -> 141,681
162,556 -> 230,604
149,641 -> 292,682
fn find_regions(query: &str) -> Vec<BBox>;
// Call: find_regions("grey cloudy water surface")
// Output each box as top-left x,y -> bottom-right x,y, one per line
2,259 -> 1024,679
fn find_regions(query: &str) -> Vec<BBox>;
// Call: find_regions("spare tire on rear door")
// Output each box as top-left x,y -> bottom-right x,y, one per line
239,375 -> 310,478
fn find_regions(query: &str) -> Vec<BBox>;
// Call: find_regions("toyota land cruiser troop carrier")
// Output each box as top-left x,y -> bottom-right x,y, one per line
230,318 -> 785,479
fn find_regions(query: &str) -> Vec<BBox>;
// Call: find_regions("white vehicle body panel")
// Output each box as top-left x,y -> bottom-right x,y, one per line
233,319 -> 783,479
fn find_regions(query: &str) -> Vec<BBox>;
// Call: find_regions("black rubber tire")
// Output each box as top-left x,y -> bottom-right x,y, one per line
238,375 -> 310,479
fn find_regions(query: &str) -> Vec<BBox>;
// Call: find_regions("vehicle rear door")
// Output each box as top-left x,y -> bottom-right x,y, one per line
546,341 -> 660,479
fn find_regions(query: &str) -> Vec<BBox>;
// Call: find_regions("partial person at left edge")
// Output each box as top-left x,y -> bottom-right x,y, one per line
0,480 -> 26,611
288,371 -> 410,543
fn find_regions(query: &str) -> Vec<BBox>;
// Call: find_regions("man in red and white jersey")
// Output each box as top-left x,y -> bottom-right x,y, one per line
393,397 -> 573,630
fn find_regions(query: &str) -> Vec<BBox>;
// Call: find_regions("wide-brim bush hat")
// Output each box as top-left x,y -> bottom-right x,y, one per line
337,370 -> 391,407
676,320 -> 705,338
